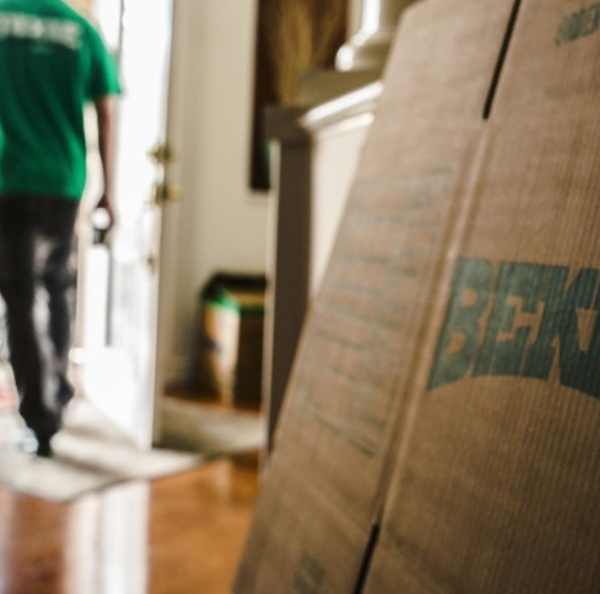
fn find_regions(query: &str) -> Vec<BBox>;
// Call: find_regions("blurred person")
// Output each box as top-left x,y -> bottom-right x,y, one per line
0,0 -> 120,456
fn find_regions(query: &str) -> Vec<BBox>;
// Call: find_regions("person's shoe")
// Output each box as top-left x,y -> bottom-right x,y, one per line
35,435 -> 54,458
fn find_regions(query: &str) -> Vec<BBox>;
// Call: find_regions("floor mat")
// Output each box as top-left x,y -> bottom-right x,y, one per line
0,395 -> 265,502
0,449 -> 121,502
0,399 -> 203,502
159,398 -> 267,457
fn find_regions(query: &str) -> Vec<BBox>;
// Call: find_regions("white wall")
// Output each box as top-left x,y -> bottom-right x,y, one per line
164,0 -> 270,381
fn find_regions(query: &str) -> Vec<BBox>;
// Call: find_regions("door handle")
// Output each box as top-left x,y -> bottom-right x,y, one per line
148,143 -> 174,165
151,181 -> 181,206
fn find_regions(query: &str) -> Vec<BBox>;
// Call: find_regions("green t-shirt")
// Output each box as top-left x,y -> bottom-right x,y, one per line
0,0 -> 121,200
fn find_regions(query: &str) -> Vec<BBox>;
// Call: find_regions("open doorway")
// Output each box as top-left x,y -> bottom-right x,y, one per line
73,0 -> 267,460
73,0 -> 173,450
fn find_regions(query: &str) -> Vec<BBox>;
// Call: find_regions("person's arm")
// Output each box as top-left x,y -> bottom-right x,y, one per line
94,95 -> 117,229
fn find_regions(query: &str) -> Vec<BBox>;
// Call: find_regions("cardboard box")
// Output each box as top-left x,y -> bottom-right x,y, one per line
235,1 -> 516,592
234,458 -> 369,594
199,274 -> 266,406
364,0 -> 600,592
272,0 -> 516,524
241,0 -> 600,591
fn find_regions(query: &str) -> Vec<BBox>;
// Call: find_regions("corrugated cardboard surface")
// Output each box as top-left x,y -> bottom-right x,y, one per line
365,0 -> 600,592
234,459 -> 368,594
235,1 -> 517,592
271,0 -> 515,524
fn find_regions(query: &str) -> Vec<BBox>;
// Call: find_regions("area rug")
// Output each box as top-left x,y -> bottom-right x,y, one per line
0,449 -> 123,502
0,394 -> 265,502
159,398 -> 267,457
0,399 -> 203,502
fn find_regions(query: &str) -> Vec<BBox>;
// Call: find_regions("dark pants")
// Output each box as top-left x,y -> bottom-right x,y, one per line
0,195 -> 79,442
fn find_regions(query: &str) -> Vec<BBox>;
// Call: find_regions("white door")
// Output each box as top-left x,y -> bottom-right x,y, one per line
83,0 -> 175,448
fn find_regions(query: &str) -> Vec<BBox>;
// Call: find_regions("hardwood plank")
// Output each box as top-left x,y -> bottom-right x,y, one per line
0,460 -> 258,594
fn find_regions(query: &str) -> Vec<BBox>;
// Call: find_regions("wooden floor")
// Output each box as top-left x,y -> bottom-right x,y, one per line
0,460 -> 259,594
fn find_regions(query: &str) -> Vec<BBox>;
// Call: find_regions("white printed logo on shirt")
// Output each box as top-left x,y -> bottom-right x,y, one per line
0,13 -> 81,49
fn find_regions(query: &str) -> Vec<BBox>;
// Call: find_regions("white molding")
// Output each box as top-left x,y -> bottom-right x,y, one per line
300,82 -> 383,132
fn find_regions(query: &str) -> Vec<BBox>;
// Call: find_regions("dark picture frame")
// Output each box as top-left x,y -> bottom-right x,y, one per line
249,0 -> 347,192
